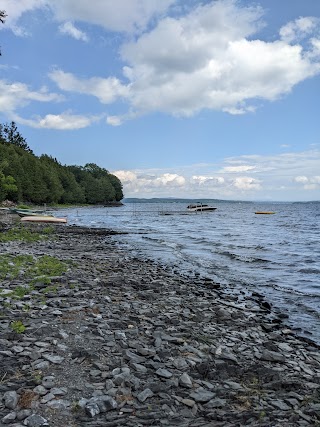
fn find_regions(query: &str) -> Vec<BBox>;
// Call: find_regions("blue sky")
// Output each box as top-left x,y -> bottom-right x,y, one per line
0,0 -> 319,201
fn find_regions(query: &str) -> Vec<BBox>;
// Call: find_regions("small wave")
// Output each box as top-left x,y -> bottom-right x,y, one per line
298,268 -> 320,274
218,250 -> 269,263
271,283 -> 320,298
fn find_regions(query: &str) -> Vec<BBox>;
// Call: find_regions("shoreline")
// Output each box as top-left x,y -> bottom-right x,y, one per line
0,222 -> 320,426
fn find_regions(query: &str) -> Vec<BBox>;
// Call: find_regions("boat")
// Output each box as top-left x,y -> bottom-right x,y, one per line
255,212 -> 276,215
15,210 -> 54,218
21,216 -> 67,224
187,203 -> 217,212
10,208 -> 47,215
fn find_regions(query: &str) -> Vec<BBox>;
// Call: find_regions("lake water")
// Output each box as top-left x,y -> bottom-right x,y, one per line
57,201 -> 320,343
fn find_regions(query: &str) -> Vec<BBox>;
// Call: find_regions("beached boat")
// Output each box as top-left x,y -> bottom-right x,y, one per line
15,210 -> 54,218
10,208 -> 47,215
21,216 -> 67,224
187,203 -> 217,212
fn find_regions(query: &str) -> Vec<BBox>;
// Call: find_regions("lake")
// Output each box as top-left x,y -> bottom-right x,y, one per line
57,200 -> 320,343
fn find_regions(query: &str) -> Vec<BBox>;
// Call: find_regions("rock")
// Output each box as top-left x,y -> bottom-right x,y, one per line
156,368 -> 173,378
4,390 -> 19,409
42,376 -> 56,388
42,354 -> 64,364
85,403 -> 100,417
260,349 -> 285,363
2,412 -> 17,424
189,389 -> 215,403
23,414 -> 48,426
179,372 -> 193,388
137,388 -> 154,402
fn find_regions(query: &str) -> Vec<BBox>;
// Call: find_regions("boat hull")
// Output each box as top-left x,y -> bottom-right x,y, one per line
21,216 -> 67,223
255,212 -> 276,215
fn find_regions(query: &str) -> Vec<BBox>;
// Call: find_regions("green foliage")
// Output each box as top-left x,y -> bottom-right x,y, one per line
16,204 -> 31,209
0,254 -> 33,280
0,122 -> 123,204
11,320 -> 26,334
0,254 -> 68,281
0,226 -> 46,243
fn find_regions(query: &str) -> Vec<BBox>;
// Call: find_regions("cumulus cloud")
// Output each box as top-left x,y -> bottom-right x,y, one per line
0,0 -> 175,34
18,112 -> 101,129
280,17 -> 319,43
154,173 -> 185,187
233,176 -> 261,190
49,69 -> 129,104
294,175 -> 320,190
191,176 -> 225,185
59,21 -> 88,41
113,150 -> 320,199
45,0 -> 320,122
113,170 -> 185,196
0,0 -> 45,36
3,0 -> 320,125
0,79 -> 63,114
48,0 -> 175,33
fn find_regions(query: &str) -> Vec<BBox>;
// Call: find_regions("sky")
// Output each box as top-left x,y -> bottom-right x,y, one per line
0,0 -> 320,201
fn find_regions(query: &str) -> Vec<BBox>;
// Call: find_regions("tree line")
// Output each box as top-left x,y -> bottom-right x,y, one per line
0,122 -> 123,205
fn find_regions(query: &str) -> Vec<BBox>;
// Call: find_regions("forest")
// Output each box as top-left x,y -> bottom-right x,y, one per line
0,122 -> 123,205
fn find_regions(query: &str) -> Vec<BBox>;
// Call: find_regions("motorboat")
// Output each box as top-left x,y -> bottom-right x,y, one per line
187,203 -> 217,212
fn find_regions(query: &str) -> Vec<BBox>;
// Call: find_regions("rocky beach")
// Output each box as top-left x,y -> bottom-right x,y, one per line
0,216 -> 320,427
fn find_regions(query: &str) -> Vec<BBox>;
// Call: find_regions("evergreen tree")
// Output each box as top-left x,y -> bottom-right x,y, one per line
0,122 -> 124,205
2,122 -> 33,153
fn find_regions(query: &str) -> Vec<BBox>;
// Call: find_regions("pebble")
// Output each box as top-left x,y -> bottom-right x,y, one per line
0,224 -> 319,427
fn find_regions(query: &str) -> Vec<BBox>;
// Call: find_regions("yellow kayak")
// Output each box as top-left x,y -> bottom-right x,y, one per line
21,216 -> 67,223
255,212 -> 276,215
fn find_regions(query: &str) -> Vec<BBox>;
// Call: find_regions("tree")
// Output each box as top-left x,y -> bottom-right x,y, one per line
0,10 -> 7,56
107,174 -> 123,201
0,11 -> 6,24
0,159 -> 17,202
2,122 -> 33,153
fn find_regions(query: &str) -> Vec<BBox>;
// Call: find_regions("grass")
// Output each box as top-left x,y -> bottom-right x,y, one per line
0,225 -> 53,243
0,254 -> 69,285
11,320 -> 26,333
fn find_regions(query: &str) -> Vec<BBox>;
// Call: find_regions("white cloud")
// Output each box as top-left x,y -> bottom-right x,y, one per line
3,1 -> 320,125
0,0 -> 45,36
155,173 -> 185,187
221,165 -> 256,173
49,69 -> 129,104
0,79 -> 63,114
59,21 -> 88,41
233,176 -> 261,190
294,175 -> 320,190
294,176 -> 309,184
0,0 -> 175,35
113,150 -> 320,200
191,176 -> 225,185
48,0 -> 175,33
46,1 -> 320,122
18,112 -> 100,130
280,17 -> 319,43
106,116 -> 123,126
